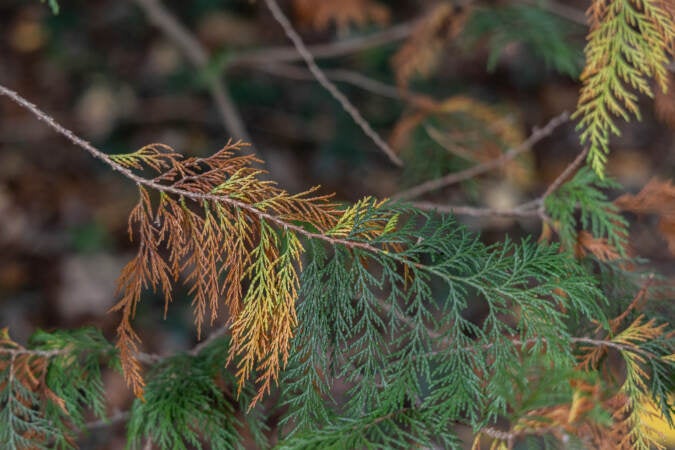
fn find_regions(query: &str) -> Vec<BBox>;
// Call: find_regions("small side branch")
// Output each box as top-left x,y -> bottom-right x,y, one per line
263,0 -> 404,167
255,63 -> 433,107
540,147 -> 589,202
410,202 -> 539,218
0,84 -> 384,255
393,112 -> 570,200
228,20 -> 416,67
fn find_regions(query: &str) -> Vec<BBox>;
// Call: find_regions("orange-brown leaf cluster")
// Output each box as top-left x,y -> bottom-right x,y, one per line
108,142 -> 347,404
293,0 -> 389,33
0,330 -> 73,446
392,3 -> 470,88
615,178 -> 675,255
575,230 -> 623,262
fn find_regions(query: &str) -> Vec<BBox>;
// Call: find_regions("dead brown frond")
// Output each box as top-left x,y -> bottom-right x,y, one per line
615,178 -> 675,255
108,141 -> 345,405
292,0 -> 389,33
575,230 -> 622,261
0,329 -> 74,447
392,3 -> 470,88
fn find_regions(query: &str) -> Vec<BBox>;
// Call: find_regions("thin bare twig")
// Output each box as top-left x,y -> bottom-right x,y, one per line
189,325 -> 230,356
539,147 -> 589,203
0,84 -> 387,257
255,63 -> 434,108
263,0 -> 404,167
412,147 -> 588,220
410,201 -> 539,217
393,112 -> 570,200
130,0 -> 251,145
257,63 -> 401,99
0,347 -> 65,358
227,20 -> 417,67
85,410 -> 131,430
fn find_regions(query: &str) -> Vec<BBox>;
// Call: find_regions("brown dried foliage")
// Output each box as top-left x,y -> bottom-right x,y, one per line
392,3 -> 470,88
293,0 -> 389,33
615,178 -> 675,255
514,383 -> 638,450
109,142 -> 341,403
0,329 -> 73,446
578,280 -> 653,372
575,230 -> 623,261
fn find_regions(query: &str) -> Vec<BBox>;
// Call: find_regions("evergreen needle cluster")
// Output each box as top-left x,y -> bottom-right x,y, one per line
573,0 -> 675,177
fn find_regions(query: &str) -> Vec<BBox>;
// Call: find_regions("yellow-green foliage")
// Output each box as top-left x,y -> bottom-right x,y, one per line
574,0 -> 675,177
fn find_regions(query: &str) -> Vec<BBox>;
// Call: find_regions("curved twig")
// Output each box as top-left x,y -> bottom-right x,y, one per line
263,0 -> 404,167
393,112 -> 570,200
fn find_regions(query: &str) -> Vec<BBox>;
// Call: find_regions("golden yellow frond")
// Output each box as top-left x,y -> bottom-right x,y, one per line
107,142 -> 344,404
614,315 -> 667,347
228,223 -> 303,406
327,196 -> 391,240
573,0 -> 675,177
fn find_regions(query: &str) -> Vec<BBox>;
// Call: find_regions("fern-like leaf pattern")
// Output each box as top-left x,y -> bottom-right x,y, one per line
573,0 -> 675,177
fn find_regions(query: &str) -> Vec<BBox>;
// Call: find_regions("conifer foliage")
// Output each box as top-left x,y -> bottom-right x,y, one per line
2,0 -> 675,448
573,0 -> 675,177
108,142 -> 340,404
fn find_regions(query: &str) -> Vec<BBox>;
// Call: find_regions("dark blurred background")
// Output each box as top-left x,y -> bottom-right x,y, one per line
1,0 -> 674,448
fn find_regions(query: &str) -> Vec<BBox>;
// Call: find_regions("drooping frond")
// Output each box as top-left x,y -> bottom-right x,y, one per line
571,295 -> 675,450
280,205 -> 608,444
610,315 -> 675,449
108,141 -> 343,404
573,0 -> 675,177
0,328 -> 115,450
